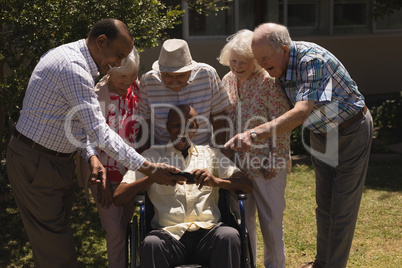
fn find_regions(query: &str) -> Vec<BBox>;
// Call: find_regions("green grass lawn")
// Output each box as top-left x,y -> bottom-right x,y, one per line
1,159 -> 401,267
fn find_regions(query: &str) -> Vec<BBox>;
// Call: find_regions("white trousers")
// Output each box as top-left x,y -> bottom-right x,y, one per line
245,169 -> 287,268
91,182 -> 134,268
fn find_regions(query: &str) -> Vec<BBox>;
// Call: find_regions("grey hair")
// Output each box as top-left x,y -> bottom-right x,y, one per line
254,23 -> 292,52
110,46 -> 140,74
218,29 -> 262,72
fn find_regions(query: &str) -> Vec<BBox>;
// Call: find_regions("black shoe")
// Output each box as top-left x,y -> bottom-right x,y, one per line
299,260 -> 324,268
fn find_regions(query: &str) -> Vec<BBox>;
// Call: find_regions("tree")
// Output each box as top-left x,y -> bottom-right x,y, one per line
0,0 -> 185,161
184,0 -> 232,15
373,0 -> 402,19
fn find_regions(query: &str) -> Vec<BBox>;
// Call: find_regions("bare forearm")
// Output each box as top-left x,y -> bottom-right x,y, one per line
217,171 -> 253,193
113,177 -> 153,206
253,101 -> 313,141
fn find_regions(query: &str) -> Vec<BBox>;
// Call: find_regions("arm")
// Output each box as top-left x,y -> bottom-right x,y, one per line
113,176 -> 154,206
113,161 -> 188,206
88,155 -> 107,188
190,169 -> 252,193
224,100 -> 314,152
87,155 -> 115,208
136,160 -> 185,186
255,100 -> 313,138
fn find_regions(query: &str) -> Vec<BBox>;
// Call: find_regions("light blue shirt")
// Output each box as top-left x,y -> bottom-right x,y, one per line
280,41 -> 365,133
16,39 -> 145,170
139,63 -> 229,145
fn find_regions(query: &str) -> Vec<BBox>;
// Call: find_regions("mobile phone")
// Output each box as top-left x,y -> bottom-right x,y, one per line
171,171 -> 196,184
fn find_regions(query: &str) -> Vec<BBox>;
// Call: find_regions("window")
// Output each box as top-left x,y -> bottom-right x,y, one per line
183,0 -> 267,39
279,1 -> 320,35
179,0 -> 402,39
334,3 -> 367,26
333,1 -> 371,34
188,1 -> 234,36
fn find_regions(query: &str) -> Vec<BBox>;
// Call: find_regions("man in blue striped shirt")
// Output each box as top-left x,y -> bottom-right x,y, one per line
225,23 -> 373,268
6,19 -> 182,268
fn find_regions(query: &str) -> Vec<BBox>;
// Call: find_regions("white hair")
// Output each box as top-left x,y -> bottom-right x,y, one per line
111,46 -> 140,74
218,29 -> 262,72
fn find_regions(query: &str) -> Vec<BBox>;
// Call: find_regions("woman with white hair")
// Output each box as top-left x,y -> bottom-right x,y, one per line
77,47 -> 141,268
219,29 -> 291,268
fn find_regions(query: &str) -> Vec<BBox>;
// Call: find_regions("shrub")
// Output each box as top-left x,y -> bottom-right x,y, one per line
371,91 -> 402,129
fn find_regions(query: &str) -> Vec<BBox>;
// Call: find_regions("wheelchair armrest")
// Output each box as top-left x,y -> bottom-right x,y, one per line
134,194 -> 145,206
235,191 -> 247,200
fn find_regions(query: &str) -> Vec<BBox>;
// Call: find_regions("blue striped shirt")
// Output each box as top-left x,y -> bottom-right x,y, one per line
139,63 -> 230,145
16,39 -> 145,170
280,41 -> 365,133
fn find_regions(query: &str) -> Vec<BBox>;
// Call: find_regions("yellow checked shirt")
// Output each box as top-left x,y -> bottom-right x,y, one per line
122,142 -> 240,240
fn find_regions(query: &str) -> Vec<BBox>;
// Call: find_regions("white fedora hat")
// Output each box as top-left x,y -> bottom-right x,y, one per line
152,39 -> 198,73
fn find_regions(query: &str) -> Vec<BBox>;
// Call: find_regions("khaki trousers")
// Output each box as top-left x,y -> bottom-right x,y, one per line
6,136 -> 77,268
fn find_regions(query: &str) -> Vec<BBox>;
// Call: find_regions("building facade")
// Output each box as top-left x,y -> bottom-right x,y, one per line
139,0 -> 402,103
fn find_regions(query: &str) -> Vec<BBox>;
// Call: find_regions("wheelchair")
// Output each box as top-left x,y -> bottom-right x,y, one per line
125,188 -> 255,268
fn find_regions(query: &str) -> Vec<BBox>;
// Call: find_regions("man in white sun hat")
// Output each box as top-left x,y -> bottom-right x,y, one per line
139,39 -> 229,151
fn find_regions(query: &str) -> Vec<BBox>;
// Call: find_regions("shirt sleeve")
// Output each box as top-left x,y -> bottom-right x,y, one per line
122,149 -> 153,183
82,136 -> 98,161
296,56 -> 333,104
122,170 -> 146,183
213,148 -> 240,178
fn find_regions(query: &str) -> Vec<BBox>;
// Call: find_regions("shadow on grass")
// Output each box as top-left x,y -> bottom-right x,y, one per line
365,160 -> 402,192
0,183 -> 108,267
292,155 -> 401,192
0,201 -> 32,268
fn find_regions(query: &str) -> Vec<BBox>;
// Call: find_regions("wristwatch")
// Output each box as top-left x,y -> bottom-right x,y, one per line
249,129 -> 258,143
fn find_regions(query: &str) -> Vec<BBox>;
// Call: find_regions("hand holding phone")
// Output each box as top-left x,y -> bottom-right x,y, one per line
171,171 -> 196,184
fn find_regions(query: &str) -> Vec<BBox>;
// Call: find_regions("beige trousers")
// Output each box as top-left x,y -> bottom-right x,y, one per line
90,182 -> 134,268
245,170 -> 287,268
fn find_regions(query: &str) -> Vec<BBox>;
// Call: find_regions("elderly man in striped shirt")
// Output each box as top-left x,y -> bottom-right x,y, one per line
225,23 -> 373,268
139,39 -> 229,151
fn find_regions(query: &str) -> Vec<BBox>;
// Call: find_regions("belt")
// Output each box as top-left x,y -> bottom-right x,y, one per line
13,129 -> 76,158
315,105 -> 368,136
339,105 -> 368,133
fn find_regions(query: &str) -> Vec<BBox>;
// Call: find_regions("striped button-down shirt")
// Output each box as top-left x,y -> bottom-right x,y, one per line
139,63 -> 230,145
16,39 -> 145,170
280,41 -> 365,133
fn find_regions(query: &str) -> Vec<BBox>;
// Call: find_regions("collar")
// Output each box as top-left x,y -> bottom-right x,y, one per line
165,141 -> 199,157
80,39 -> 100,78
